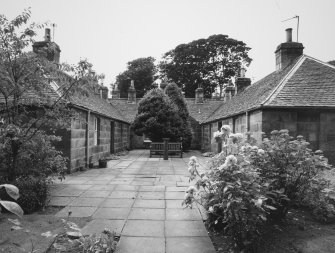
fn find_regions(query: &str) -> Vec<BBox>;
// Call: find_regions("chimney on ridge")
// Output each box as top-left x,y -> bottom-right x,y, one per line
275,28 -> 304,71
32,28 -> 61,64
195,86 -> 204,104
127,80 -> 136,103
224,80 -> 235,101
112,83 -> 120,99
235,67 -> 251,94
99,86 -> 109,99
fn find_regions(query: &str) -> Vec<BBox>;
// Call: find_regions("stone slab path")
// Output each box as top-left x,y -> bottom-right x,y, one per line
49,150 -> 215,253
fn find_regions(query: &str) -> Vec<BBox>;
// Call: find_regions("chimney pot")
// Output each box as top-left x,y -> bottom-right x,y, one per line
240,67 -> 246,78
286,28 -> 293,42
128,80 -> 136,103
45,28 -> 51,42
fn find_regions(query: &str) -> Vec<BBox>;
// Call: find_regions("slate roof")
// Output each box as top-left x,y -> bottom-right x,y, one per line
0,80 -> 128,123
109,99 -> 139,123
204,55 -> 335,123
185,98 -> 223,123
70,95 -> 127,123
265,57 -> 335,107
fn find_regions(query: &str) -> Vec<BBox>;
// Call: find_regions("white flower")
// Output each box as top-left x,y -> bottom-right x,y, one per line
213,131 -> 222,139
189,156 -> 197,162
221,125 -> 231,134
208,206 -> 214,213
255,198 -> 263,208
186,186 -> 197,194
225,155 -> 237,166
257,149 -> 265,155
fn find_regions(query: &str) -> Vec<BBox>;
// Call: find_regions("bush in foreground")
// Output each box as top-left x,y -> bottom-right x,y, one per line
185,127 -> 335,252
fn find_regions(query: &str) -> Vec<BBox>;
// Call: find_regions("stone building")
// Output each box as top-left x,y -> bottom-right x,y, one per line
5,27 -> 334,174
0,29 -> 132,174
199,28 -> 335,164
98,28 -> 335,164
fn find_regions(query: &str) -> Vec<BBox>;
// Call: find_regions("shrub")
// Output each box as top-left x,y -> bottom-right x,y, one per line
12,176 -> 50,214
0,125 -> 67,181
185,128 -> 335,251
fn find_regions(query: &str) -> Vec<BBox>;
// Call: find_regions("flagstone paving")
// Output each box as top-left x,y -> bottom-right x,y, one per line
49,150 -> 215,253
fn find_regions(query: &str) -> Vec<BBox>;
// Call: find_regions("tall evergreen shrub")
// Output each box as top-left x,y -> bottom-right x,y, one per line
165,82 -> 192,149
132,88 -> 183,142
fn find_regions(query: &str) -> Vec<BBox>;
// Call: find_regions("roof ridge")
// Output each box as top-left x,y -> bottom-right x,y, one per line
303,55 -> 335,70
262,55 -> 306,106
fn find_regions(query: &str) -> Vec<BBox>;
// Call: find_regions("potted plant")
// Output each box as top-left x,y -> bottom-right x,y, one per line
88,156 -> 94,168
98,158 -> 108,168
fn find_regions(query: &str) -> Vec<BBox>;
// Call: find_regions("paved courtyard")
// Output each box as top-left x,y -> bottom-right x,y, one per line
49,150 -> 215,253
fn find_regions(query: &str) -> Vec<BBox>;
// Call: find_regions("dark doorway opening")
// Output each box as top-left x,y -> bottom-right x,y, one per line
110,121 -> 115,154
218,121 -> 222,153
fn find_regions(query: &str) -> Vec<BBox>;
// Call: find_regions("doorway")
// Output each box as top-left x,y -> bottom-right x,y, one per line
110,121 -> 115,154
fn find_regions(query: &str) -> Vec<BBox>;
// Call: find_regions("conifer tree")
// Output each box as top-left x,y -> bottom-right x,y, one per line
165,82 -> 192,149
132,88 -> 183,142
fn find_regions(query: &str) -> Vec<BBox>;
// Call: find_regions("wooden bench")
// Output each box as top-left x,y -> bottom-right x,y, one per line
150,142 -> 183,158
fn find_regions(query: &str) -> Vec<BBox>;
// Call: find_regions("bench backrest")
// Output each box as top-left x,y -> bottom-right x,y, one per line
150,142 -> 182,150
168,142 -> 182,150
150,142 -> 164,150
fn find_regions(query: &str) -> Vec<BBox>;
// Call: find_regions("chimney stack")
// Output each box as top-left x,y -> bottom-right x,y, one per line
275,28 -> 304,71
127,80 -> 136,103
112,83 -> 120,98
32,28 -> 61,64
235,68 -> 251,94
224,81 -> 235,101
99,86 -> 109,99
195,87 -> 204,104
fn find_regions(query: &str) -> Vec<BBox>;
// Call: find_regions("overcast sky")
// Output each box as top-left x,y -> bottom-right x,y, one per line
3,0 -> 335,88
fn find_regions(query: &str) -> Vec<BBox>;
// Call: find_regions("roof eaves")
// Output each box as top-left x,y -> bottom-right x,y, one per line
202,105 -> 262,124
262,55 -> 306,106
69,102 -> 129,124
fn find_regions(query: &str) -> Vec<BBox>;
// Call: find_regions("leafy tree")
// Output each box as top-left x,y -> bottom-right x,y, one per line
131,88 -> 183,142
115,57 -> 157,98
159,35 -> 252,98
165,82 -> 192,149
0,9 -> 101,180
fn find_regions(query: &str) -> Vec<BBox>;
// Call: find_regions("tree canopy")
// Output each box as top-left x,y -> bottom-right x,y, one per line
0,9 -> 104,179
159,34 -> 252,98
131,88 -> 183,142
115,57 -> 157,98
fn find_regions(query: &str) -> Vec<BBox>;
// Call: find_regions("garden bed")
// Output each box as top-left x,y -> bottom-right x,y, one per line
208,208 -> 335,253
0,207 -> 90,253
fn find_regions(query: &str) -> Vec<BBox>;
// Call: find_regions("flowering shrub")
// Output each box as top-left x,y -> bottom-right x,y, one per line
185,128 -> 335,251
